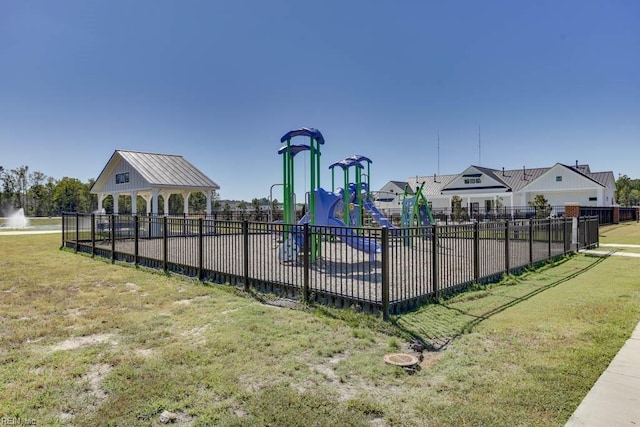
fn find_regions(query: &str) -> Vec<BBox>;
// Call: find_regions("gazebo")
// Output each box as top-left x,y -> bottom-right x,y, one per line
90,150 -> 220,216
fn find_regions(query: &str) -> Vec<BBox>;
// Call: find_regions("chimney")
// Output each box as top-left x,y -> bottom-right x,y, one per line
575,160 -> 578,168
523,166 -> 528,180
502,167 -> 505,176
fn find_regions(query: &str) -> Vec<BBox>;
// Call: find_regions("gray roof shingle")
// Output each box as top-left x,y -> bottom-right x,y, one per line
406,163 -> 613,196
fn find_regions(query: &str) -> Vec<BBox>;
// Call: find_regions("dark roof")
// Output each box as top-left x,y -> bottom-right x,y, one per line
389,180 -> 409,189
410,163 -> 614,196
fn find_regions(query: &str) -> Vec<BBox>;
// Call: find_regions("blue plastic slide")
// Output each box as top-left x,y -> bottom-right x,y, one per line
363,198 -> 395,229
298,188 -> 381,259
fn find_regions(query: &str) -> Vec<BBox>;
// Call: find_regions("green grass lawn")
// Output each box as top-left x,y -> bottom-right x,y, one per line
599,221 -> 640,245
1,224 -> 639,426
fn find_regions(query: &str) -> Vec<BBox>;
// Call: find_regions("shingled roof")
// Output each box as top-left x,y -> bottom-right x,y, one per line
410,163 -> 613,196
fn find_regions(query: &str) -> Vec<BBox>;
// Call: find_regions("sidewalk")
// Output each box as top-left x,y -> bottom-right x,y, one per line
565,322 -> 640,426
0,229 -> 61,236
579,243 -> 640,258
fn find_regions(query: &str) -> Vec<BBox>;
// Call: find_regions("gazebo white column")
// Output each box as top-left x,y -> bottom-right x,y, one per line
151,189 -> 159,215
162,191 -> 170,216
206,191 -> 212,216
97,193 -> 105,213
181,191 -> 191,216
130,191 -> 137,215
113,193 -> 119,214
139,193 -> 152,215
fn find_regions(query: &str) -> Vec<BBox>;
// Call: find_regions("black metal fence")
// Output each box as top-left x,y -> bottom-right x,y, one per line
62,213 -> 600,318
580,206 -> 640,225
620,207 -> 640,223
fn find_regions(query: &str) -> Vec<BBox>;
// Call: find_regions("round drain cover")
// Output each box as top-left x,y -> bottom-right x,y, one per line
384,353 -> 419,367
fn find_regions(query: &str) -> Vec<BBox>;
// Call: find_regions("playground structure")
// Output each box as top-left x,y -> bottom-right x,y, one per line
278,128 -> 380,262
329,155 -> 372,227
276,127 -> 436,261
400,181 -> 436,246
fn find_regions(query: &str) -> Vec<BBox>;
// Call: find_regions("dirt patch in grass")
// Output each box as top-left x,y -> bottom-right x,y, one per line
47,333 -> 117,352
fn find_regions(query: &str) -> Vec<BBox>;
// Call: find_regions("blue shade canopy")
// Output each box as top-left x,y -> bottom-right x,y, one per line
278,144 -> 315,156
328,159 -> 364,170
347,154 -> 373,164
280,127 -> 325,145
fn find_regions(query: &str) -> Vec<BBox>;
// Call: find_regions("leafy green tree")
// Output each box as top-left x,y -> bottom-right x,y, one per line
529,194 -> 552,218
118,195 -> 132,214
616,175 -> 640,206
86,178 -> 98,212
189,192 -> 206,214
53,177 -> 90,213
209,190 -> 220,213
12,165 -> 29,209
1,167 -> 18,210
237,200 -> 248,218
251,198 -> 263,220
222,202 -> 232,220
43,177 -> 57,216
451,195 -> 465,222
168,194 -> 183,215
27,171 -> 47,216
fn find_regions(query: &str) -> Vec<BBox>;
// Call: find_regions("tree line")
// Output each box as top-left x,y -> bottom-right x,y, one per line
0,165 -> 92,217
615,175 -> 640,207
0,164 -> 279,218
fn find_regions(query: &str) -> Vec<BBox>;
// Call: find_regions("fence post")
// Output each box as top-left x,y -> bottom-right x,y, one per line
198,218 -> 204,281
432,224 -> 439,300
529,220 -> 534,267
563,217 -> 569,253
243,220 -> 249,291
134,215 -> 139,267
303,223 -> 310,303
61,213 -> 65,249
473,222 -> 479,283
381,227 -> 389,320
91,213 -> 96,257
110,214 -> 116,263
163,216 -> 168,273
505,220 -> 510,274
547,219 -> 552,259
73,212 -> 79,253
584,217 -> 590,249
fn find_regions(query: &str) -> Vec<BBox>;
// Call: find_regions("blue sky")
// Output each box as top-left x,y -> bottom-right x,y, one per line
1,0 -> 638,202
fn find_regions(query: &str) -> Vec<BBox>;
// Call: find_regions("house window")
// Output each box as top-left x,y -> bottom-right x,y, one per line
556,176 -> 562,182
464,178 -> 481,184
588,197 -> 597,201
116,172 -> 130,184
